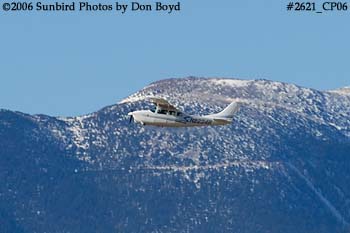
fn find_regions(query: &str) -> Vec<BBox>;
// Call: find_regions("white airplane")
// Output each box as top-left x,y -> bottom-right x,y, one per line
128,97 -> 241,127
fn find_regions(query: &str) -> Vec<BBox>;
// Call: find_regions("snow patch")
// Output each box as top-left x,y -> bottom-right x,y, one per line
119,95 -> 147,104
210,78 -> 252,87
144,160 -> 274,185
328,87 -> 350,95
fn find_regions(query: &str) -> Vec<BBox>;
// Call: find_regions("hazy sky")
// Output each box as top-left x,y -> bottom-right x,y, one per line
1,1 -> 349,116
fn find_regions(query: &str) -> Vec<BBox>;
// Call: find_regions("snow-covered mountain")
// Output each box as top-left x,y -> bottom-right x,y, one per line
1,77 -> 350,233
329,86 -> 350,96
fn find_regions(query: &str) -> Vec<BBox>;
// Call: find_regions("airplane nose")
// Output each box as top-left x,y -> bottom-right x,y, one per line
127,111 -> 145,125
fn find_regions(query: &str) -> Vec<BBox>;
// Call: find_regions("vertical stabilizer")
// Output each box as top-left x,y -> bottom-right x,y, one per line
214,102 -> 241,118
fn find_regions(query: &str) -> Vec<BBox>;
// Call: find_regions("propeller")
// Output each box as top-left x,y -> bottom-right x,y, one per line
129,114 -> 134,124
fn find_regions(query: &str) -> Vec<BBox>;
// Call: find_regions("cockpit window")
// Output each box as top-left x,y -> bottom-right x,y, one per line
158,109 -> 167,114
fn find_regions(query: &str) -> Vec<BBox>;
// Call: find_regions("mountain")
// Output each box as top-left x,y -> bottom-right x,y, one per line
1,77 -> 350,233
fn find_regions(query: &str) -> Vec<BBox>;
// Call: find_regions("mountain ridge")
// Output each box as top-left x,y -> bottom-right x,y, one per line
1,77 -> 350,233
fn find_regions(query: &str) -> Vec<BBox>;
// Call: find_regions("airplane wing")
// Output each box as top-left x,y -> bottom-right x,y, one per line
148,97 -> 180,111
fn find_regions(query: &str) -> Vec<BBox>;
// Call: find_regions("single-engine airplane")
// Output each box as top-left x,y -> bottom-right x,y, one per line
128,97 -> 241,127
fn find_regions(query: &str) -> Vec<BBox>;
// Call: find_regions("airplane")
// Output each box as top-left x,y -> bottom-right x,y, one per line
127,97 -> 242,127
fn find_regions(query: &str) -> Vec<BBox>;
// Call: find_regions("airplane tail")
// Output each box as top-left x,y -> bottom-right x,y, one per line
212,102 -> 241,119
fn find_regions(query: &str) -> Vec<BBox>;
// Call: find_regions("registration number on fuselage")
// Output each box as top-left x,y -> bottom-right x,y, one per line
183,116 -> 211,125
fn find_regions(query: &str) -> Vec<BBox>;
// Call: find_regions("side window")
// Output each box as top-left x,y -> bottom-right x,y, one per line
158,109 -> 167,114
169,111 -> 176,116
177,112 -> 183,116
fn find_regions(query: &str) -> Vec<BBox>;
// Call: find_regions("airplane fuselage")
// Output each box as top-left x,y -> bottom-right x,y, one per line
128,110 -> 230,127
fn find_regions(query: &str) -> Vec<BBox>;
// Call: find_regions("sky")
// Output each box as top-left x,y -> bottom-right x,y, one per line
1,0 -> 349,116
